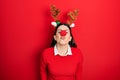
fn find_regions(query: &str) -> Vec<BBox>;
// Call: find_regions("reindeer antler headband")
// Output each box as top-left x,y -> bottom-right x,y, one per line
50,5 -> 79,28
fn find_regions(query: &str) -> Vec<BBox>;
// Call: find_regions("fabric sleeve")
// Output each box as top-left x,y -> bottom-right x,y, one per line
40,51 -> 47,80
75,49 -> 83,80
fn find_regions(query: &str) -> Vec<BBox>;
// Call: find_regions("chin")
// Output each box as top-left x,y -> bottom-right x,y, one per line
59,42 -> 68,46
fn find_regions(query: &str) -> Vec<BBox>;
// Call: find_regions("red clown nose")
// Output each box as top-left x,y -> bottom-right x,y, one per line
60,30 -> 67,36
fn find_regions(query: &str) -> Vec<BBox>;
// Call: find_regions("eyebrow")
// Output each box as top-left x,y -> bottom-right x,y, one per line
57,29 -> 69,31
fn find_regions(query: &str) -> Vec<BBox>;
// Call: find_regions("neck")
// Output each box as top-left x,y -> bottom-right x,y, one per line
56,44 -> 68,56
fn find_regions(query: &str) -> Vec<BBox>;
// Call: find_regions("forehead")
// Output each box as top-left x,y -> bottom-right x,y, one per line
57,25 -> 69,30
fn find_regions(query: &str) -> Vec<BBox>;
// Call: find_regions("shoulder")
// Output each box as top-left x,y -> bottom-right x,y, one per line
71,47 -> 82,54
42,47 -> 54,53
41,47 -> 54,57
71,47 -> 83,62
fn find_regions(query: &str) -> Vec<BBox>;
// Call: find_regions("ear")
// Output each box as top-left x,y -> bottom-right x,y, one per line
54,35 -> 56,40
69,36 -> 72,42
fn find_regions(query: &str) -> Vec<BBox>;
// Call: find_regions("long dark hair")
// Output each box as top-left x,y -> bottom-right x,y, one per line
50,23 -> 77,47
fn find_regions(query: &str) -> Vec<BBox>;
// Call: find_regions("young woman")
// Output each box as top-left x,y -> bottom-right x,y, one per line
40,23 -> 83,80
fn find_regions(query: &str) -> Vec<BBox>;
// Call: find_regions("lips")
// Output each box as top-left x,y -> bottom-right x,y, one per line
60,30 -> 67,36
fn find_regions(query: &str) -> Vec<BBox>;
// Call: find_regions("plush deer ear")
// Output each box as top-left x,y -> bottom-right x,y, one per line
70,23 -> 75,28
51,21 -> 60,27
51,22 -> 57,27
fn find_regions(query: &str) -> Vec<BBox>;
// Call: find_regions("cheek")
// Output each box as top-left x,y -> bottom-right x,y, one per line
67,36 -> 71,41
66,34 -> 71,40
55,34 -> 60,39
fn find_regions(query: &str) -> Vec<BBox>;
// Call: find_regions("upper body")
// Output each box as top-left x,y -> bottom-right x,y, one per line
40,23 -> 83,80
40,46 -> 83,80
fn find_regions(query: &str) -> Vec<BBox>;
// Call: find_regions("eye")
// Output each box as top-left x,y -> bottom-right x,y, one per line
57,30 -> 61,33
66,30 -> 69,33
58,31 -> 61,33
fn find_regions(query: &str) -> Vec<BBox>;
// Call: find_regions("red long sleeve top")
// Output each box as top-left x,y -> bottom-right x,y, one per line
40,47 -> 83,80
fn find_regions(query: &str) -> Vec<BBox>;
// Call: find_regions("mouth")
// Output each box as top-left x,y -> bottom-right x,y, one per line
60,36 -> 66,40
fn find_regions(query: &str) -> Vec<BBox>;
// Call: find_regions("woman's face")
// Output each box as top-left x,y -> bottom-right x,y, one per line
54,25 -> 72,46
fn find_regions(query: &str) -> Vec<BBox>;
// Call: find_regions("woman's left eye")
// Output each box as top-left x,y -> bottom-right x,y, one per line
66,30 -> 69,33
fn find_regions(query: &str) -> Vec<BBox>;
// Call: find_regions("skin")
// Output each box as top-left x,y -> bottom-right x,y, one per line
54,25 -> 72,56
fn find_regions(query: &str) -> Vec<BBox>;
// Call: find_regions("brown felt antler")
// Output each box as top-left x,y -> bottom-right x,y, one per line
67,9 -> 79,25
50,5 -> 60,21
